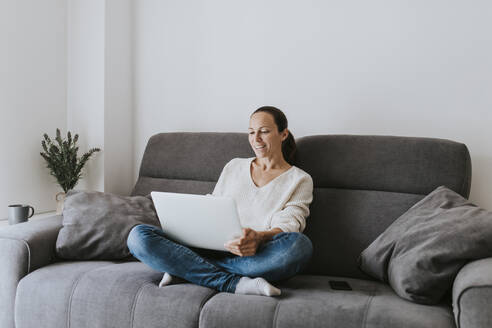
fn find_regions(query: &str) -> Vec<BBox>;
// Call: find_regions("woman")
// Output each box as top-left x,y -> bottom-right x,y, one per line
127,106 -> 314,296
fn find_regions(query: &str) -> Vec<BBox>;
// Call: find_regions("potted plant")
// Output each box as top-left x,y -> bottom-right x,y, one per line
40,129 -> 101,214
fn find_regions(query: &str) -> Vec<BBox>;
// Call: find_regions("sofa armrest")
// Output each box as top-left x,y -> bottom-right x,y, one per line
0,215 -> 62,328
453,258 -> 492,328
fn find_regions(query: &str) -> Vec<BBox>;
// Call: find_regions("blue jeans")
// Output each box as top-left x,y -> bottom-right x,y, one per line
127,224 -> 313,293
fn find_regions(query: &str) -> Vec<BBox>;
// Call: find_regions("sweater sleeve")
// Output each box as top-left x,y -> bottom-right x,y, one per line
270,174 -> 314,233
210,159 -> 234,197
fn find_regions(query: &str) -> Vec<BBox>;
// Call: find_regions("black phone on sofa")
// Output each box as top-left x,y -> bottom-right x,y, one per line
329,280 -> 352,291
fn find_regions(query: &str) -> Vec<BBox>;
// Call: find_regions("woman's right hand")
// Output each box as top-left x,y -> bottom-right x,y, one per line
224,228 -> 261,257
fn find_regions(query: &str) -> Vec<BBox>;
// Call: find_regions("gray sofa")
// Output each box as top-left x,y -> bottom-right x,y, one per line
1,132 -> 490,328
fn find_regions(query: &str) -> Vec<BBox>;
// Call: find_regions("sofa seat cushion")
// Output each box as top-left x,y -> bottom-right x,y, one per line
199,275 -> 456,328
16,263 -> 456,328
15,261 -> 216,328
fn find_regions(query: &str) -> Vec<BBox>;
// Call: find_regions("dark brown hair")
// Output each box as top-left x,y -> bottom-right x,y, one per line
251,106 -> 297,165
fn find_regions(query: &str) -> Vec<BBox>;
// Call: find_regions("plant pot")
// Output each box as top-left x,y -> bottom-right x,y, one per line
55,192 -> 66,215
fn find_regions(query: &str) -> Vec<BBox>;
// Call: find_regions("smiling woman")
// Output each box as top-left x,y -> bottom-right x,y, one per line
248,108 -> 293,189
249,106 -> 297,166
127,106 -> 314,297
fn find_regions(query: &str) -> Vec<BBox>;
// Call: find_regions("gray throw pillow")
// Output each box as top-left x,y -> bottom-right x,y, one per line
56,190 -> 160,260
358,186 -> 492,305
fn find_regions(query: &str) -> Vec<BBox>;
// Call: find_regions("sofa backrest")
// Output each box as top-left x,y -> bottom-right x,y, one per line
132,132 -> 471,279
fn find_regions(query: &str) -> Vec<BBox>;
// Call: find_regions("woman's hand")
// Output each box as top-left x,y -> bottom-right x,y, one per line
224,228 -> 261,257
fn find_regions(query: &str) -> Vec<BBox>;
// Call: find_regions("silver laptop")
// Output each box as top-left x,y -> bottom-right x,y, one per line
150,191 -> 243,251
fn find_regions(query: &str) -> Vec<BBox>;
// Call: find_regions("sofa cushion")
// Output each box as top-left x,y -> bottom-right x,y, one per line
199,275 -> 455,328
295,135 -> 471,196
15,261 -> 216,328
303,188 -> 425,279
131,132 -> 255,196
15,261 -> 114,328
358,186 -> 492,305
56,190 -> 160,260
17,262 -> 454,328
134,133 -> 471,198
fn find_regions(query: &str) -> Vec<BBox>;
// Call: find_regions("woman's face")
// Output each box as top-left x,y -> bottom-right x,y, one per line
248,112 -> 288,160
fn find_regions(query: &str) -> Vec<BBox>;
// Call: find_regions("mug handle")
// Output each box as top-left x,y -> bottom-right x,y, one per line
28,206 -> 35,218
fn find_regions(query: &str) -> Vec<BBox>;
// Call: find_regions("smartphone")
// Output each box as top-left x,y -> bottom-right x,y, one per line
329,280 -> 352,291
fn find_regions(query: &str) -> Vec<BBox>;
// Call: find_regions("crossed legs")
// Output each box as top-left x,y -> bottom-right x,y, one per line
127,224 -> 313,294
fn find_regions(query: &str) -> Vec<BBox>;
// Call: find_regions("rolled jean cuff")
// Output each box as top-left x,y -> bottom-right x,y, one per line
225,275 -> 241,293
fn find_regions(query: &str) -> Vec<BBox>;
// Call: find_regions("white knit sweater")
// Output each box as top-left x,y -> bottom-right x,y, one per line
208,157 -> 314,233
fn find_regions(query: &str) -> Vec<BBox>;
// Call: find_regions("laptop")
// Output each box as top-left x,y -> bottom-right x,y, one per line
150,191 -> 243,251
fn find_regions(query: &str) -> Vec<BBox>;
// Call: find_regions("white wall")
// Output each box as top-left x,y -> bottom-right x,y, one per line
1,1 -> 490,217
134,0 -> 492,209
104,0 -> 134,196
67,0 -> 133,195
0,0 -> 66,218
0,0 -> 133,220
67,0 -> 105,192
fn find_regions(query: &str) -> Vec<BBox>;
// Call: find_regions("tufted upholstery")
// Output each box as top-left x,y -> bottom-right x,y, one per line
16,262 -> 455,328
